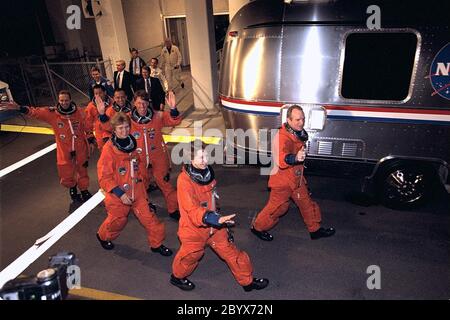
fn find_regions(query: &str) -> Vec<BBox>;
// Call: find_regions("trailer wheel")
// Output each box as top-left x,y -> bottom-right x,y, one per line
376,162 -> 435,209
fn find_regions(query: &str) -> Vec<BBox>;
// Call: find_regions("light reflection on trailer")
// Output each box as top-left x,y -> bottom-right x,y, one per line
218,0 -> 450,209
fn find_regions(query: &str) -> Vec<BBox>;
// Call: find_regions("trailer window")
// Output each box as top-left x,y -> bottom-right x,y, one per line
341,32 -> 417,101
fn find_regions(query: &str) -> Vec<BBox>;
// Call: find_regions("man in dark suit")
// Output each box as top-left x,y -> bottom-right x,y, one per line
113,60 -> 134,101
135,66 -> 166,111
129,48 -> 146,86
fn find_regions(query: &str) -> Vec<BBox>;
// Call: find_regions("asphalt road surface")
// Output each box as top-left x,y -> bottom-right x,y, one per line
1,131 -> 449,300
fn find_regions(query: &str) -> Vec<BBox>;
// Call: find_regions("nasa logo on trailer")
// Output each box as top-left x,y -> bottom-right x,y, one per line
57,122 -> 64,128
430,42 -> 450,100
132,132 -> 140,139
118,167 -> 127,175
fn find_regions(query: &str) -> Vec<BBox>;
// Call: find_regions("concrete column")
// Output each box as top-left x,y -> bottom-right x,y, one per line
95,0 -> 130,79
185,0 -> 218,111
228,0 -> 249,21
45,0 -> 83,55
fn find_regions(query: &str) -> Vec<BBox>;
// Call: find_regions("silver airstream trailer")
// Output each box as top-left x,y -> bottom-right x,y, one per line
218,0 -> 450,208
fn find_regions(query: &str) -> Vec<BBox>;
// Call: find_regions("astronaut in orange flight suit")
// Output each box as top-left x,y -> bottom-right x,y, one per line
106,88 -> 133,118
169,140 -> 269,292
85,84 -> 113,151
95,112 -> 172,257
251,105 -> 336,241
96,87 -> 160,212
129,90 -> 182,220
2,90 -> 94,202
95,87 -> 132,149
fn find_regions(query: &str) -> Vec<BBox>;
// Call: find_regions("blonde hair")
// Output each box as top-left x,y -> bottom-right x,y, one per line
110,112 -> 131,130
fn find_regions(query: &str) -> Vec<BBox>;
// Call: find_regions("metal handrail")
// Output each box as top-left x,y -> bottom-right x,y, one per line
139,44 -> 163,53
191,75 -> 221,114
48,69 -> 89,98
47,60 -> 111,66
139,45 -> 163,64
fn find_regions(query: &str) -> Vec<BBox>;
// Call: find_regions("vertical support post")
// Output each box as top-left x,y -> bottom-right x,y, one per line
44,60 -> 58,104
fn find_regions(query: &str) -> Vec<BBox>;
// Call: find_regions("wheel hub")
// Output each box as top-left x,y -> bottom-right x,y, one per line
385,169 -> 425,203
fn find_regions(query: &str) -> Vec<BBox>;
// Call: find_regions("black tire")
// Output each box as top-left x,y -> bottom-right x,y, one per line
376,162 -> 436,210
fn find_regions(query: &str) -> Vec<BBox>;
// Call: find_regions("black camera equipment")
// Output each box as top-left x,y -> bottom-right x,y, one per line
0,252 -> 77,300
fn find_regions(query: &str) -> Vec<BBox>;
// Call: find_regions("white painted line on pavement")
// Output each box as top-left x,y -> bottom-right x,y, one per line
0,190 -> 105,289
0,143 -> 57,178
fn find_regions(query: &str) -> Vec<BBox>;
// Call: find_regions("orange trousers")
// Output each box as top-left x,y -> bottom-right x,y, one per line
149,155 -> 178,213
57,162 -> 89,190
172,229 -> 253,286
98,197 -> 165,248
253,177 -> 322,232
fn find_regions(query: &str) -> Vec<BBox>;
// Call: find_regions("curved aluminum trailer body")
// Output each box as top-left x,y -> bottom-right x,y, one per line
219,0 -> 450,190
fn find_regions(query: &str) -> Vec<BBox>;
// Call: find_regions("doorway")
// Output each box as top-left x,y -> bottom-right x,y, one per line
165,17 -> 190,67
164,14 -> 230,67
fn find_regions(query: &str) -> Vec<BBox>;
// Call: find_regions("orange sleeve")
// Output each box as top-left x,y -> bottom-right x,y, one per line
274,132 -> 293,170
78,109 -> 94,140
177,175 -> 207,227
97,146 -> 118,193
98,103 -> 113,132
162,110 -> 182,127
84,103 -> 96,135
106,107 -> 116,118
98,118 -> 112,134
26,107 -> 54,124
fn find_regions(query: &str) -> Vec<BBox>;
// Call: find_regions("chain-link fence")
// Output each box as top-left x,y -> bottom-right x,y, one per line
0,58 -> 112,108
47,59 -> 112,106
0,58 -> 54,107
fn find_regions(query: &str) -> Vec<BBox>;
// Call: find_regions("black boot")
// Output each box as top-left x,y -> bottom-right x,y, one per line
250,227 -> 274,241
310,227 -> 336,240
169,210 -> 180,221
243,278 -> 269,292
96,233 -> 114,250
80,190 -> 92,202
170,274 -> 195,291
151,244 -> 173,256
69,186 -> 81,202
